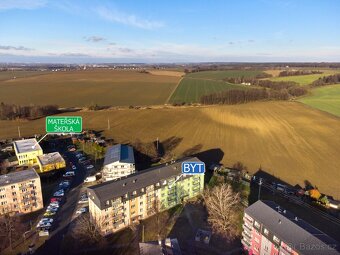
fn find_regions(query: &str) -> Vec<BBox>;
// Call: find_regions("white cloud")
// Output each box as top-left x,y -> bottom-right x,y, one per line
84,36 -> 106,42
96,6 -> 164,30
0,0 -> 47,10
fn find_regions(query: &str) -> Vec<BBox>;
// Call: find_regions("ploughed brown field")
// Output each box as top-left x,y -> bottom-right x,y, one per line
0,101 -> 339,198
0,69 -> 180,107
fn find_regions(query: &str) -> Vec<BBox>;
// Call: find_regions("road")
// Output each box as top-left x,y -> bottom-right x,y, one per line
259,180 -> 340,227
35,149 -> 88,255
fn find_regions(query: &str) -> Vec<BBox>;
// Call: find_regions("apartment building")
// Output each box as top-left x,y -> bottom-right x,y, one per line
242,200 -> 339,255
87,157 -> 204,235
0,168 -> 43,214
37,152 -> 66,173
101,144 -> 135,182
13,138 -> 43,166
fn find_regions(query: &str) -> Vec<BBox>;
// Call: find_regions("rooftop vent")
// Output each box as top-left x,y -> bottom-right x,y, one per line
123,183 -> 127,187
133,179 -> 137,183
283,210 -> 286,214
278,219 -> 282,224
294,217 -> 298,222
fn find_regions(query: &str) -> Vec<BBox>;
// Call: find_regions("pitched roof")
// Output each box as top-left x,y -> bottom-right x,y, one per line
0,168 -> 39,187
13,138 -> 42,153
88,157 -> 201,210
245,200 -> 340,255
103,144 -> 134,166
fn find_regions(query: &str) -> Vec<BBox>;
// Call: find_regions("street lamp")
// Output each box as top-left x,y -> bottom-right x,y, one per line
258,178 -> 263,201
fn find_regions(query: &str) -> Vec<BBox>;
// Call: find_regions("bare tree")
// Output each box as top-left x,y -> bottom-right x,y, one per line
202,183 -> 241,240
72,214 -> 104,245
0,212 -> 24,251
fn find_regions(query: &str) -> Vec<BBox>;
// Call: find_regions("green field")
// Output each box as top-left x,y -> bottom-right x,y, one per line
169,77 -> 247,103
267,70 -> 340,86
298,84 -> 340,117
0,70 -> 49,81
0,70 -> 180,107
186,70 -> 265,80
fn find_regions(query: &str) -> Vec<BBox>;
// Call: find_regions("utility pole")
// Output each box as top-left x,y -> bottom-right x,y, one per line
142,224 -> 145,242
258,178 -> 263,201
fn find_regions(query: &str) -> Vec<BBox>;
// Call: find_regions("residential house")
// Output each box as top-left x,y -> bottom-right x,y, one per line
101,144 -> 135,182
242,200 -> 339,255
87,157 -> 204,235
0,168 -> 43,214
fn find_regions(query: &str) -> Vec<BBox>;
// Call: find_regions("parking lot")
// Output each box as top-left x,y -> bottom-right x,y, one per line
34,144 -> 96,255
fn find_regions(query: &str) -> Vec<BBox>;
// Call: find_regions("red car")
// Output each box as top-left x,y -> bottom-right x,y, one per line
50,197 -> 63,203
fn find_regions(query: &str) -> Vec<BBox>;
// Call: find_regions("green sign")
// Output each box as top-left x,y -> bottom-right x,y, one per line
46,116 -> 82,133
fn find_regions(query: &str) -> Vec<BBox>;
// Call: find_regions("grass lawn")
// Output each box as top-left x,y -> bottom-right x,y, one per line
186,70 -> 265,80
298,84 -> 340,117
169,77 -> 248,103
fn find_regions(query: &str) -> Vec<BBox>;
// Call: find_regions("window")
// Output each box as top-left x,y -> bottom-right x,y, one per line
141,188 -> 145,192
156,182 -> 160,187
11,185 -> 15,189
106,201 -> 110,205
132,191 -> 137,195
273,235 -> 280,244
140,201 -> 143,205
264,228 -> 269,236
254,220 -> 260,229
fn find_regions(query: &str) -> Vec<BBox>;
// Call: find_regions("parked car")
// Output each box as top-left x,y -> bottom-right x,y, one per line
76,207 -> 88,215
53,190 -> 65,197
78,196 -> 88,203
86,165 -> 94,170
72,165 -> 77,170
50,197 -> 63,203
36,221 -> 52,228
63,171 -> 75,177
44,211 -> 56,217
84,176 -> 96,183
39,230 -> 49,237
49,203 -> 60,208
39,218 -> 53,224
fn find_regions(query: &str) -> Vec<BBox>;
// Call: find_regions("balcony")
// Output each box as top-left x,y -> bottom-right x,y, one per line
243,215 -> 253,224
242,223 -> 253,232
241,238 -> 251,248
242,230 -> 252,240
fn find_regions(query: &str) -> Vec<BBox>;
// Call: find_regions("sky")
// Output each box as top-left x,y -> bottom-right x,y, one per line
0,0 -> 340,63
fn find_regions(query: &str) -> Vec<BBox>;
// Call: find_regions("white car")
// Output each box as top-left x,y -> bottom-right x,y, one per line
39,218 -> 53,224
86,165 -> 94,170
63,171 -> 75,177
49,202 -> 60,208
76,207 -> 88,214
78,197 -> 88,204
37,222 -> 52,228
72,165 -> 77,170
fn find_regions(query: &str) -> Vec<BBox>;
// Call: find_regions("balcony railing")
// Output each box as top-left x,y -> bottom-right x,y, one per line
241,238 -> 251,248
242,223 -> 253,232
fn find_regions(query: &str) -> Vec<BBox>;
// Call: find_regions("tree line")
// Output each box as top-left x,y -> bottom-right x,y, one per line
200,88 -> 289,105
0,103 -> 59,120
311,74 -> 340,87
278,70 -> 322,77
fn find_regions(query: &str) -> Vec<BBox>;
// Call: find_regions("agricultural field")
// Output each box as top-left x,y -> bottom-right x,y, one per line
0,69 -> 180,107
1,101 -> 339,198
168,77 -> 248,103
267,69 -> 340,86
0,70 -> 49,81
185,70 -> 265,80
298,84 -> 340,117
